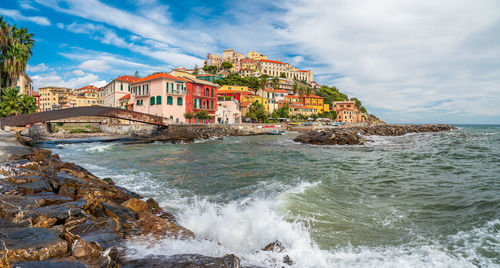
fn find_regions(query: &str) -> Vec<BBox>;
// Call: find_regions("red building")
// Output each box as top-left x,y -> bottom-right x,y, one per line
183,77 -> 219,124
217,90 -> 254,103
31,90 -> 40,111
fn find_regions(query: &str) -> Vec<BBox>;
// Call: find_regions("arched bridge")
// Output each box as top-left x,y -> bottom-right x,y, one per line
0,106 -> 169,127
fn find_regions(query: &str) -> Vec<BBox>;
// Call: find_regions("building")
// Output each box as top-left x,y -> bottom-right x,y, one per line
31,90 -> 40,111
217,89 -> 255,103
216,99 -> 241,124
196,74 -> 222,83
219,85 -> 254,92
130,72 -> 187,124
170,67 -> 196,80
119,94 -> 131,110
74,85 -> 99,92
332,101 -> 366,123
16,73 -> 32,96
247,51 -> 268,61
38,86 -> 72,111
103,75 -> 141,108
72,90 -> 99,107
257,59 -> 314,83
183,77 -> 219,124
299,94 -> 329,114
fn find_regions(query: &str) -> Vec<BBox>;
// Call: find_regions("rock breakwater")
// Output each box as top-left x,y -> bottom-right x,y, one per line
0,147 -> 254,267
294,124 -> 457,145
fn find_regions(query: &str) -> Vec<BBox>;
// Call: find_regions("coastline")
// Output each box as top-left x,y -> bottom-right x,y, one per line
1,123 -> 458,267
0,131 -> 286,267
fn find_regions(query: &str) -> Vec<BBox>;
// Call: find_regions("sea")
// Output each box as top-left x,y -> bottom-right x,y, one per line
37,125 -> 500,267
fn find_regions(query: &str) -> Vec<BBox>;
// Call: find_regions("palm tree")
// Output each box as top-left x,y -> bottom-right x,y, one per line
271,77 -> 279,91
0,17 -> 35,96
0,87 -> 36,117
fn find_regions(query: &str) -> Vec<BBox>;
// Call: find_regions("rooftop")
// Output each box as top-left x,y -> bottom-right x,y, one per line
116,75 -> 141,83
132,72 -> 187,84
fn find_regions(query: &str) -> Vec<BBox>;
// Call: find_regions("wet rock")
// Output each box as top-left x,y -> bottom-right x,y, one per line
136,209 -> 194,238
283,255 -> 293,266
12,200 -> 86,226
11,258 -> 88,268
71,239 -> 102,262
102,177 -> 115,185
0,195 -> 40,221
0,223 -> 68,265
121,198 -> 149,214
122,253 -> 241,268
96,246 -> 123,268
294,124 -> 457,145
263,240 -> 285,253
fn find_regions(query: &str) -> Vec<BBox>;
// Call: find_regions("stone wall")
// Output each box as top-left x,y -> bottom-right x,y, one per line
99,124 -> 156,136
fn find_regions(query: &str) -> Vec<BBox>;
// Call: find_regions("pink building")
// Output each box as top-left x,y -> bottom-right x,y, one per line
130,73 -> 188,124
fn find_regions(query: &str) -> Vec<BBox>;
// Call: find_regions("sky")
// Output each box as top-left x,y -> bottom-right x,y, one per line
1,0 -> 499,124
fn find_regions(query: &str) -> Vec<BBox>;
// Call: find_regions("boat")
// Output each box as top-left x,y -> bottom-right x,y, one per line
267,130 -> 287,135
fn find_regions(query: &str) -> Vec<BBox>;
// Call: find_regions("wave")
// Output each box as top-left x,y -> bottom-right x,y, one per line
85,143 -> 115,153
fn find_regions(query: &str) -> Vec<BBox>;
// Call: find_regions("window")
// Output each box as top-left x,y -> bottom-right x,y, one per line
146,84 -> 149,94
128,85 -> 130,92
167,96 -> 173,105
211,100 -> 213,110
156,96 -> 162,105
177,97 -> 183,106
120,83 -> 123,91
166,82 -> 170,93
150,96 -> 155,105
196,86 -> 200,95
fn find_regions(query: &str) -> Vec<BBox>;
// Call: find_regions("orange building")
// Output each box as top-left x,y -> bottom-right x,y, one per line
332,101 -> 366,123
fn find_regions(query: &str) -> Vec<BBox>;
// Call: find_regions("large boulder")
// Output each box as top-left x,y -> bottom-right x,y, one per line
0,220 -> 68,265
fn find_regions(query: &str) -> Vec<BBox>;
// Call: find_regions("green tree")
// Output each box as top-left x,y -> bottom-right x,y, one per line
359,106 -> 367,114
0,87 -> 37,117
271,77 -> 279,91
0,17 -> 35,96
280,72 -> 286,78
184,112 -> 195,120
272,104 -> 289,118
195,110 -> 210,120
221,61 -> 233,71
202,65 -> 218,75
248,101 -> 268,122
193,64 -> 199,75
292,82 -> 298,95
350,97 -> 362,108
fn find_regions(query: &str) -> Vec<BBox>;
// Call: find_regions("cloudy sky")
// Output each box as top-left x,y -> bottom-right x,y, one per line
2,0 -> 499,123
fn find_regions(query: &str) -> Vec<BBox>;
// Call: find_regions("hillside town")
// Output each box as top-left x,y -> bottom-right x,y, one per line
14,49 -> 368,125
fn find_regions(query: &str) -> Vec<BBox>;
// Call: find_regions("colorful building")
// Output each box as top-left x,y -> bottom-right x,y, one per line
72,90 -> 99,107
216,99 -> 242,124
332,101 -> 366,123
183,77 -> 219,124
119,94 -> 131,110
130,73 -> 187,124
299,94 -> 330,114
38,86 -> 72,111
219,85 -> 253,92
103,75 -> 141,108
31,90 -> 40,111
217,89 -> 255,103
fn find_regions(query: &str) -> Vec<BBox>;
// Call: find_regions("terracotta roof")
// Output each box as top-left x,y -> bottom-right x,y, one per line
274,89 -> 288,93
301,94 -> 323,98
75,85 -> 98,91
132,73 -> 187,84
286,95 -> 299,98
119,94 -> 131,100
116,75 -> 141,83
297,70 -> 309,73
258,59 -> 284,65
240,101 -> 252,107
217,90 -> 253,94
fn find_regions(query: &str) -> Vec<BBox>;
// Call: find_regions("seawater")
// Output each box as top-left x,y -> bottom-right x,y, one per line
39,125 -> 500,267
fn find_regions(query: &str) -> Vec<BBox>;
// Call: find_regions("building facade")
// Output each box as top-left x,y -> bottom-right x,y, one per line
38,87 -> 72,111
103,75 -> 141,108
130,73 -> 187,124
216,100 -> 241,124
332,101 -> 366,123
16,73 -> 32,96
184,77 -> 218,124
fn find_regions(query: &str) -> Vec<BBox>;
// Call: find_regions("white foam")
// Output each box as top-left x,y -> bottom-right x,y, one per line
85,143 -> 114,153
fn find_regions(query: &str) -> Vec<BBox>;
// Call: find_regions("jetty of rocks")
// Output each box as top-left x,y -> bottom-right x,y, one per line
294,124 -> 457,145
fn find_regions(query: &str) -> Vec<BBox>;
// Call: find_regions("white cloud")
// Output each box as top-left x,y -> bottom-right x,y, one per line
27,63 -> 49,72
274,0 -> 500,122
72,69 -> 85,76
79,59 -> 110,72
90,80 -> 107,88
0,8 -> 51,26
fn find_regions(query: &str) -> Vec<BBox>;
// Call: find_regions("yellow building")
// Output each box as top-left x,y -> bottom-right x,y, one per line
38,86 -> 72,111
72,90 -> 99,107
169,68 -> 196,80
300,94 -> 330,114
219,85 -> 254,92
247,51 -> 268,61
16,72 -> 32,96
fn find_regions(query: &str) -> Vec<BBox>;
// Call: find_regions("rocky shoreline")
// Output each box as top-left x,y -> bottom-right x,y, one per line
294,124 -> 457,145
0,136 -> 289,267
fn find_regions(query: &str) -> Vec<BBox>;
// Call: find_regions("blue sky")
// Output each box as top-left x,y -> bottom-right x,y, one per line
1,0 -> 500,124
